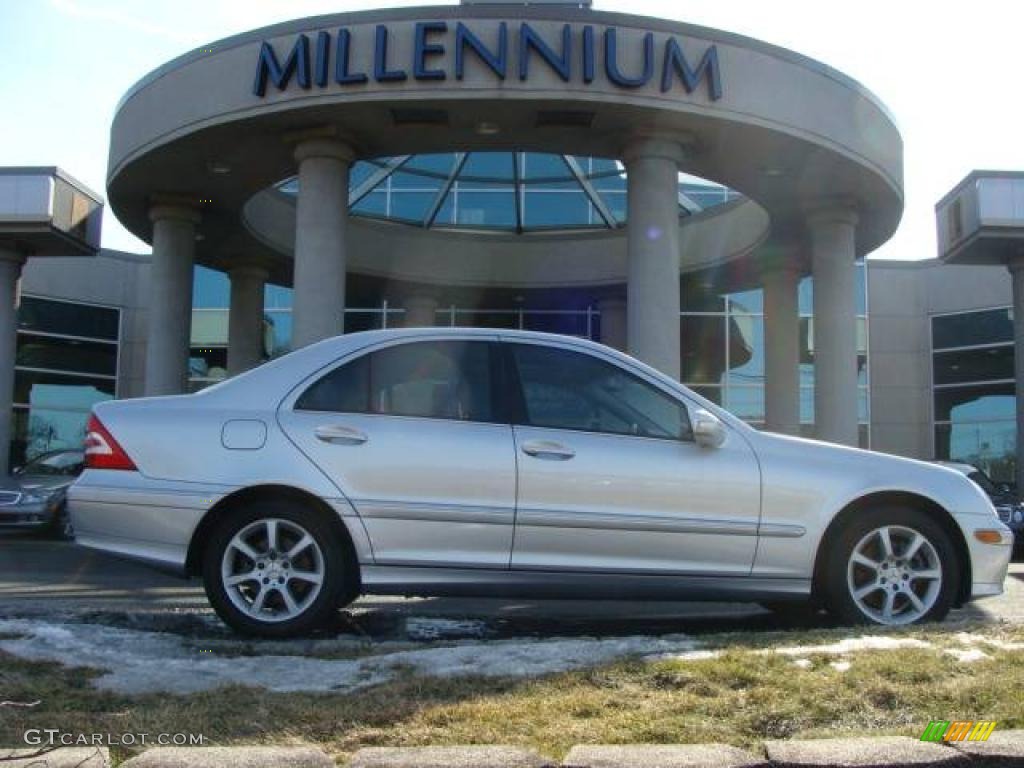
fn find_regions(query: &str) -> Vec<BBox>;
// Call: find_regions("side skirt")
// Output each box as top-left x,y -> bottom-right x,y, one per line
360,565 -> 811,602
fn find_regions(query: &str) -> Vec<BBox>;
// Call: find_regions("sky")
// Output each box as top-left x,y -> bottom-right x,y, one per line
1,0 -> 1021,260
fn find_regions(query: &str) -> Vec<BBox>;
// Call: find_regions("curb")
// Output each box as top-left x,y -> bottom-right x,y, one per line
7,733 -> 1023,767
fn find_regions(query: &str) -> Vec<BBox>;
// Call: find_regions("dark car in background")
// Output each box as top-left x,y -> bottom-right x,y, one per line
938,462 -> 1023,554
0,450 -> 83,539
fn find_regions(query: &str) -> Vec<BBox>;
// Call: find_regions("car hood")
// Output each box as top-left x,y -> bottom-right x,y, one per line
0,475 -> 75,494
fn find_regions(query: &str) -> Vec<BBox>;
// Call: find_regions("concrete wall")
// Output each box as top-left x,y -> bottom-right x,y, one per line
19,249 -> 150,398
868,258 -> 1012,460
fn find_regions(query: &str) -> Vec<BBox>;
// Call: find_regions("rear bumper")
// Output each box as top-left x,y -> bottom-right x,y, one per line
68,470 -> 228,573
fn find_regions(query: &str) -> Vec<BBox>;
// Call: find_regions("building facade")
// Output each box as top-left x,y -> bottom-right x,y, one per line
4,4 -> 1013,488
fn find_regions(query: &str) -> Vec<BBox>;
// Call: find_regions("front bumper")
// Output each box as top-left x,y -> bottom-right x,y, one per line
0,500 -> 55,529
962,515 -> 1014,600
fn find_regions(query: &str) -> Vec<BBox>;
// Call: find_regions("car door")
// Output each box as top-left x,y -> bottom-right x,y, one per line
277,337 -> 516,568
506,340 -> 761,576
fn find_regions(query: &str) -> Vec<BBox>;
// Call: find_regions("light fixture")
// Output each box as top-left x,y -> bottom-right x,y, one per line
760,166 -> 786,178
207,161 -> 231,175
475,121 -> 500,135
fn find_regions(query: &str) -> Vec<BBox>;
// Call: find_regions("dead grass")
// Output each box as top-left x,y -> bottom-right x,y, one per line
0,621 -> 1021,764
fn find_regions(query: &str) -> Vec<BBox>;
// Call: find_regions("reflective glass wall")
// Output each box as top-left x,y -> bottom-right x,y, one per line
932,307 -> 1015,483
190,264 -> 870,447
9,296 -> 120,469
680,262 -> 870,447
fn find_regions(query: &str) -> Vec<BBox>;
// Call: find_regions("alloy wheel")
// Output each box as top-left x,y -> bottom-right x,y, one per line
846,524 -> 943,625
220,517 -> 325,623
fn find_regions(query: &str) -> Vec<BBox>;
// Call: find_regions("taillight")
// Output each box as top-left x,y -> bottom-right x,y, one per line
84,414 -> 137,471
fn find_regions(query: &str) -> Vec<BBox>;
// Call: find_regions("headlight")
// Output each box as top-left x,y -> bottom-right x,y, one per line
21,489 -> 58,505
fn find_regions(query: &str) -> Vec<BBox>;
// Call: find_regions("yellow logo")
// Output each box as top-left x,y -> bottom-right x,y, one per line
920,720 -> 996,742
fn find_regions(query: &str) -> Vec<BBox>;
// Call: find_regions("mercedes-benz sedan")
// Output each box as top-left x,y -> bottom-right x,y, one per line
68,329 -> 1013,636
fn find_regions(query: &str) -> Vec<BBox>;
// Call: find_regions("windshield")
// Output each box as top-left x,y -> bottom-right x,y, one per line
22,450 -> 85,477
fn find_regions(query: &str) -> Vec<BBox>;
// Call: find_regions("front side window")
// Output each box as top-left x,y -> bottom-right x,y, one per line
296,341 -> 494,423
509,343 -> 691,440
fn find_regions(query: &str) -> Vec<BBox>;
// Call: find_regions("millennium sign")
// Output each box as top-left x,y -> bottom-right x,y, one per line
253,22 -> 722,100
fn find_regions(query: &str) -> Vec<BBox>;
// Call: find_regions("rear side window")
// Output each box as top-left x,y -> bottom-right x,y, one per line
509,343 -> 692,440
296,341 -> 495,423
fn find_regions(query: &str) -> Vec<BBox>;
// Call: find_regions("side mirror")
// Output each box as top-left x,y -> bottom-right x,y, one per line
692,408 -> 726,449
11,466 -> 23,476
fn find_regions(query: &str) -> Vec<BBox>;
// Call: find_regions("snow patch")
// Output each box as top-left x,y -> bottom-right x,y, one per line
792,658 -> 812,669
0,618 -> 700,695
830,660 -> 851,672
646,649 -> 720,662
404,617 -> 488,641
944,647 -> 990,664
772,635 -> 932,656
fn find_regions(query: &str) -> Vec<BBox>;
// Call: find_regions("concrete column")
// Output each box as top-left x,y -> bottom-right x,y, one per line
227,265 -> 269,376
0,250 -> 25,472
403,294 -> 439,327
624,137 -> 686,379
292,139 -> 353,348
596,295 -> 627,352
145,204 -> 199,396
1008,259 -> 1024,497
763,264 -> 801,435
808,205 -> 860,446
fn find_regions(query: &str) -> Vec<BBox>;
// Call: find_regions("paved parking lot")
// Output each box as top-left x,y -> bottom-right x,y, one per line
1,532 -> 1020,633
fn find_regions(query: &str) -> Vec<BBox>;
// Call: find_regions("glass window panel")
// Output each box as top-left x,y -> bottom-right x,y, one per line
189,347 -> 227,380
587,157 -> 622,177
858,353 -> 869,387
859,387 -> 869,423
388,191 -> 435,222
389,171 -> 443,191
432,193 -> 456,227
800,387 -> 814,424
460,152 -> 515,182
453,311 -> 517,329
17,335 -> 117,377
403,154 -> 456,177
681,277 -> 726,312
935,420 -> 1016,484
727,315 -> 764,383
10,407 -> 91,467
798,276 -> 813,314
265,310 -> 292,356
345,310 -> 385,333
192,266 -> 230,309
933,346 -> 1014,386
351,190 -> 387,217
372,341 -> 493,421
297,353 -> 370,413
680,315 -> 726,384
14,371 -> 114,409
264,284 -> 293,311
456,190 -> 516,228
726,386 -> 764,421
522,312 -> 591,338
859,424 -> 870,450
728,289 -> 763,314
934,382 -> 1015,423
602,190 -> 627,223
348,162 -> 378,189
592,172 -> 626,192
523,190 -> 592,228
511,343 -> 691,440
856,261 -> 868,315
689,386 -> 722,406
18,297 -> 119,341
524,153 -> 573,181
932,308 -> 1013,350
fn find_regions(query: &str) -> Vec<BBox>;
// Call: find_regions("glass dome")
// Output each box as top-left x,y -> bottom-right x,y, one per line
277,151 -> 740,234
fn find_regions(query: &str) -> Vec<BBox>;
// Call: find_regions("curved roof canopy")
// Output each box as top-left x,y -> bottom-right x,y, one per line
277,152 -> 739,234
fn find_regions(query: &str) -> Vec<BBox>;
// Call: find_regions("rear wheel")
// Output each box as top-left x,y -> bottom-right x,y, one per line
825,506 -> 959,626
202,500 -> 353,637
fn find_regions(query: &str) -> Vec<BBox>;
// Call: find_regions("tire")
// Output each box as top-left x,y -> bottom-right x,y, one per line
202,499 -> 354,637
824,505 -> 960,626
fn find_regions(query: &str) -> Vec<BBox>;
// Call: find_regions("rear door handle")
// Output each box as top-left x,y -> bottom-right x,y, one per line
521,440 -> 575,460
314,424 -> 368,445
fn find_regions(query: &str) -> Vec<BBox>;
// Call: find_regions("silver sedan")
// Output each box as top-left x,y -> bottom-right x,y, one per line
68,329 -> 1013,637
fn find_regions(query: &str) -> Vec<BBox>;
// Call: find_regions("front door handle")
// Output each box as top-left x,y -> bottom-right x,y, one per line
521,440 -> 575,460
314,424 -> 368,445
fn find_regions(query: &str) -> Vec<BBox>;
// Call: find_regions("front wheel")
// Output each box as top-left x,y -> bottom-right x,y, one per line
202,500 -> 353,637
825,507 -> 960,626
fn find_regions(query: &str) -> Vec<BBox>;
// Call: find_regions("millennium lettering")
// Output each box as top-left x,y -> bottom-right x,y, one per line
253,22 -> 722,100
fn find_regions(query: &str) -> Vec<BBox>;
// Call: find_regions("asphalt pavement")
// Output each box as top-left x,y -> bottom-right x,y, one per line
0,532 -> 1020,634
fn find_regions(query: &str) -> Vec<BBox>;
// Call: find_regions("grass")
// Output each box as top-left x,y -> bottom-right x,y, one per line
1,621 -> 1022,765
